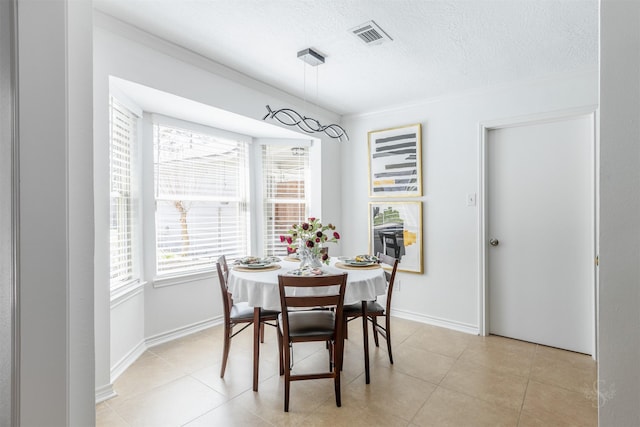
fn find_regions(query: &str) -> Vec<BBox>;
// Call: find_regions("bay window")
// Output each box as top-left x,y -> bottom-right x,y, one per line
109,104 -> 314,282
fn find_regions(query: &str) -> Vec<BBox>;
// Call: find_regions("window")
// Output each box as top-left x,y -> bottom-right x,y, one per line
262,144 -> 310,256
109,96 -> 138,288
154,121 -> 250,276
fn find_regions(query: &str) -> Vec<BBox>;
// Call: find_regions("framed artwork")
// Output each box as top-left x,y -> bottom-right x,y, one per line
369,201 -> 423,274
368,123 -> 422,198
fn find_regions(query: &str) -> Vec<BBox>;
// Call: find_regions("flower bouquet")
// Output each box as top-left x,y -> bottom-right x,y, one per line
280,217 -> 340,266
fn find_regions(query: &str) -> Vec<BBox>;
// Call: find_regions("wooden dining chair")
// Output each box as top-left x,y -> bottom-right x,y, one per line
343,252 -> 398,364
277,273 -> 348,412
216,255 -> 279,378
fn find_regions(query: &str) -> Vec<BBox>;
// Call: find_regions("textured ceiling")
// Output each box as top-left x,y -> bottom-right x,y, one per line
93,0 -> 598,116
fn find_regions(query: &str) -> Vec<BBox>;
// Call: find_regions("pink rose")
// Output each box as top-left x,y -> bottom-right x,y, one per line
333,232 -> 340,239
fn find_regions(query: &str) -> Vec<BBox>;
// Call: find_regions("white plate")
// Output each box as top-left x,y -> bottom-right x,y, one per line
243,263 -> 272,269
344,260 -> 376,267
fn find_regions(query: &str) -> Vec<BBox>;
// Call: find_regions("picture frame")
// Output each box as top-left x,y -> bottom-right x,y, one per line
369,201 -> 423,274
368,123 -> 422,198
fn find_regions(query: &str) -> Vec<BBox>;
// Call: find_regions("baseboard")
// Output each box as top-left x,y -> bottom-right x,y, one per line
97,316 -> 224,404
95,383 -> 117,404
110,339 -> 147,383
390,308 -> 480,335
145,316 -> 223,349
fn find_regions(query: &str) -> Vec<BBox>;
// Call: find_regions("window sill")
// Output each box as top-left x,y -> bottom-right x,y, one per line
110,280 -> 146,308
152,269 -> 216,288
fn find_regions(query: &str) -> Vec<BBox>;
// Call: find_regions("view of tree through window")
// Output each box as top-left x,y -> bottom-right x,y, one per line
154,123 -> 249,276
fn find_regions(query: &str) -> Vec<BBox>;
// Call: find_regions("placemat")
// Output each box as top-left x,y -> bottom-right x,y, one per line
284,256 -> 300,262
335,262 -> 381,270
233,264 -> 282,272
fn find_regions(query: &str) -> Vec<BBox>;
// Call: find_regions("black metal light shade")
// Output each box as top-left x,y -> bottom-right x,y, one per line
263,105 -> 349,142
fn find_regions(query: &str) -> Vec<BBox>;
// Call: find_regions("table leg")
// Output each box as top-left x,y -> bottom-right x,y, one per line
362,300 -> 370,384
253,307 -> 260,392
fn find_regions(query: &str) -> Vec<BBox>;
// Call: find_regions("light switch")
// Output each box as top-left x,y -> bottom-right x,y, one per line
466,193 -> 476,206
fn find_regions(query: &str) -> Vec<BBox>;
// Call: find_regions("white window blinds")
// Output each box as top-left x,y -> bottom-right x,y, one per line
109,96 -> 138,288
262,145 -> 309,256
154,122 -> 249,276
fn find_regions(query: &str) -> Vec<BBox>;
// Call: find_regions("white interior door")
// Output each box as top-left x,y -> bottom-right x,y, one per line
486,114 -> 594,354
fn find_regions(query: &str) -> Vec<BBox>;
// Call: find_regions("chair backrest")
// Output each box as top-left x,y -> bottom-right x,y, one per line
277,274 -> 348,337
376,252 -> 399,314
216,255 -> 232,323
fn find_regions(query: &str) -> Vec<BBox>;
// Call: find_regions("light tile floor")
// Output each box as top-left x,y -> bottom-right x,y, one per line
96,318 -> 597,426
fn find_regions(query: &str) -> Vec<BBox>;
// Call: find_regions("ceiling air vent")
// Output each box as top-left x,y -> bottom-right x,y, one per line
350,20 -> 393,46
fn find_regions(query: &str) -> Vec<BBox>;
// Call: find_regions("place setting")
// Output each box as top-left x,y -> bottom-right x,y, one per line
233,256 -> 282,272
284,266 -> 325,276
335,254 -> 381,270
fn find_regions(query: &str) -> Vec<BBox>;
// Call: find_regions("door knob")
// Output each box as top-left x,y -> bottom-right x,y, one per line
489,238 -> 499,247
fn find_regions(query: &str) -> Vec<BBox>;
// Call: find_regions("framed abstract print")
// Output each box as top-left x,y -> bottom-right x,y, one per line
368,123 -> 422,198
369,201 -> 423,273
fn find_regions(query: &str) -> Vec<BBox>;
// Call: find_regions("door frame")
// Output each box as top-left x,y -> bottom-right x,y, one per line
0,0 -> 19,424
477,106 -> 599,358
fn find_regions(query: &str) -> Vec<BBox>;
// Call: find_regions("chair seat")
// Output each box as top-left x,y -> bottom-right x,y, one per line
278,310 -> 336,338
230,302 -> 254,320
231,302 -> 279,321
343,300 -> 384,315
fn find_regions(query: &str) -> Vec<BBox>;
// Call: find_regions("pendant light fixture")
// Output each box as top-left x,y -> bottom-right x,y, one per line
263,48 -> 349,142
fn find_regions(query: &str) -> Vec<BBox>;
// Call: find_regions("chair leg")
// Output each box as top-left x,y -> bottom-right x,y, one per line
334,338 -> 342,407
372,316 -> 380,347
284,343 -> 291,412
335,370 -> 342,407
220,323 -> 231,378
277,327 -> 284,375
344,318 -> 349,339
385,315 -> 393,364
260,322 -> 265,343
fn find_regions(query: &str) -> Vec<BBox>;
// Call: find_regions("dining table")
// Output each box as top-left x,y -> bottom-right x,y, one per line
227,256 -> 387,391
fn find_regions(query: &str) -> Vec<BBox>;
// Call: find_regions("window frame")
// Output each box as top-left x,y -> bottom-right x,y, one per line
108,93 -> 142,292
151,115 -> 252,279
255,139 -> 313,257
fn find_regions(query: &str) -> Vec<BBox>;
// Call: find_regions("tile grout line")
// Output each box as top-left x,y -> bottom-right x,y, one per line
406,326 -> 466,427
516,344 -> 538,426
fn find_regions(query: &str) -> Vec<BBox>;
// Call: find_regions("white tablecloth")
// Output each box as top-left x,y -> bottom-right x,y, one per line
228,258 -> 387,311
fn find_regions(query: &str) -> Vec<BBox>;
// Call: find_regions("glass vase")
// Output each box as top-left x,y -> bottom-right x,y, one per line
298,246 -> 323,269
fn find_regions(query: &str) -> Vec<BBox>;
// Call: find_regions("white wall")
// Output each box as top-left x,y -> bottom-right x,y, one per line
341,71 -> 598,331
17,0 -> 95,425
598,0 -> 640,424
93,12 -> 344,394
